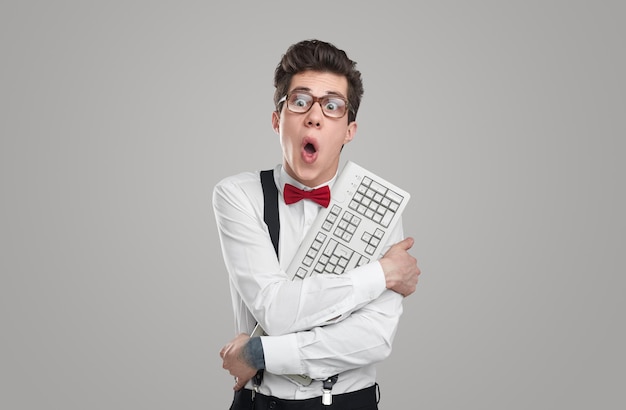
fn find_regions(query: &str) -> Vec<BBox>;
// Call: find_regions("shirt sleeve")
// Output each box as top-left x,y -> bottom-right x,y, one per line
261,287 -> 403,380
213,176 -> 387,336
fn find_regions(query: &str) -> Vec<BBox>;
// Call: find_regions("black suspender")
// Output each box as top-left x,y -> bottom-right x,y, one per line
260,169 -> 280,258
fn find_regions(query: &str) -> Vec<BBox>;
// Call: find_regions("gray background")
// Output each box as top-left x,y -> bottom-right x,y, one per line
1,1 -> 624,409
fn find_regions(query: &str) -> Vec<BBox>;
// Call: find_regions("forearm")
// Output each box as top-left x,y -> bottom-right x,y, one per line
260,290 -> 403,380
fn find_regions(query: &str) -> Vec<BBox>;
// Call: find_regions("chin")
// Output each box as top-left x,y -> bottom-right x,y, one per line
291,166 -> 318,185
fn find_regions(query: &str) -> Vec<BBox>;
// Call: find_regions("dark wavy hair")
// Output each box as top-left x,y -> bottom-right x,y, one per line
273,39 -> 364,123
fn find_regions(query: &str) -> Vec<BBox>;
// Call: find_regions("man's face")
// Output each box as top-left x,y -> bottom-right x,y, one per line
272,71 -> 357,187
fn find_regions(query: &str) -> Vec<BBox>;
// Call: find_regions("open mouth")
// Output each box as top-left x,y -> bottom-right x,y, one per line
301,137 -> 318,163
304,142 -> 317,154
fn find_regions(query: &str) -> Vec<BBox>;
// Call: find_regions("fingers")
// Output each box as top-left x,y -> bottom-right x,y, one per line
387,237 -> 414,254
220,342 -> 235,370
398,236 -> 414,250
232,375 -> 254,391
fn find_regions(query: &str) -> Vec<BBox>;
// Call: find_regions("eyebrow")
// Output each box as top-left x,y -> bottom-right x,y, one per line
289,87 -> 346,99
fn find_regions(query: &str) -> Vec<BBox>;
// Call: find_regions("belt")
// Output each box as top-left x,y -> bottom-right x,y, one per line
233,384 -> 378,409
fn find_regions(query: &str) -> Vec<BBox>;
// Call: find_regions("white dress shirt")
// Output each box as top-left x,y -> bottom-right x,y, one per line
212,164 -> 404,400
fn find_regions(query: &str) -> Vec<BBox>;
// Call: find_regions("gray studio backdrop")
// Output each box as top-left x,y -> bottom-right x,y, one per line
1,1 -> 624,409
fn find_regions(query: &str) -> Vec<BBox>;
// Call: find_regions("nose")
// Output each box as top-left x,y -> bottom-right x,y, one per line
305,101 -> 323,127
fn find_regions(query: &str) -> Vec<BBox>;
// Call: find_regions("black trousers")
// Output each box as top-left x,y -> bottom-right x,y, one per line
229,384 -> 379,410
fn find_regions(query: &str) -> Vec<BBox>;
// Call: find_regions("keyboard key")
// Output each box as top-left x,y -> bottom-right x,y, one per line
370,180 -> 387,195
303,256 -> 314,267
334,243 -> 353,258
381,211 -> 394,227
386,190 -> 403,204
295,268 -> 308,279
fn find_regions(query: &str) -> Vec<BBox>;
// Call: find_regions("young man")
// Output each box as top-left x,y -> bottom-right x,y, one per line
213,39 -> 421,409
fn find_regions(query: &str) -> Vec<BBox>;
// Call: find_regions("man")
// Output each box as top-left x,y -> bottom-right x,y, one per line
213,39 -> 421,409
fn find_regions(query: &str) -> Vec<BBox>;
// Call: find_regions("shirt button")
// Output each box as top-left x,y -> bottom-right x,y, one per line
269,400 -> 277,408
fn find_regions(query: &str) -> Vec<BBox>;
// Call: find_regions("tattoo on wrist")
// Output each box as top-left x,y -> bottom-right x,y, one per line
242,336 -> 266,370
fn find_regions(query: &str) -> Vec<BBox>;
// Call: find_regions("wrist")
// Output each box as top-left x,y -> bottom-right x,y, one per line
242,336 -> 266,370
379,258 -> 394,289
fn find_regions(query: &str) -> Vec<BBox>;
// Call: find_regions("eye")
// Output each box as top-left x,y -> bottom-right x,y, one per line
290,93 -> 311,109
323,98 -> 345,112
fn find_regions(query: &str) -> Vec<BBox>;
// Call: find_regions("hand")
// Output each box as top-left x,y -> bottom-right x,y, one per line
379,237 -> 421,297
219,333 -> 258,391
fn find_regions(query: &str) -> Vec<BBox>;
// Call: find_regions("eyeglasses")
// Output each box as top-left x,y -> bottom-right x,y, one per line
278,91 -> 351,119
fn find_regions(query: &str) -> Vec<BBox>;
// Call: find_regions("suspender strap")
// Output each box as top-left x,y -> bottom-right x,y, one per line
260,169 -> 280,258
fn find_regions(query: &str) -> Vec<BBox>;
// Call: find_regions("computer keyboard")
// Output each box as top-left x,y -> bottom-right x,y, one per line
286,160 -> 411,280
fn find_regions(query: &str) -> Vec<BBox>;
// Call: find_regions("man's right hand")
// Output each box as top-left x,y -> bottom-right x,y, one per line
379,237 -> 421,297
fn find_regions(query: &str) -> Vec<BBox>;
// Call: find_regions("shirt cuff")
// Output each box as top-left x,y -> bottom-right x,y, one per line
349,260 -> 387,306
261,333 -> 302,375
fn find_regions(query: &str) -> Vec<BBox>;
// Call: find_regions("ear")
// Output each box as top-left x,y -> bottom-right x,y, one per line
343,121 -> 357,145
271,111 -> 280,134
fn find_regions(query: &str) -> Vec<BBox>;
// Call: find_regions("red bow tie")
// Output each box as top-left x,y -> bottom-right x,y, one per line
283,184 -> 331,208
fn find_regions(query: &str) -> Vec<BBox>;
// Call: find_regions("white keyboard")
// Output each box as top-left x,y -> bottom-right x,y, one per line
286,160 -> 411,280
252,161 -> 410,386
